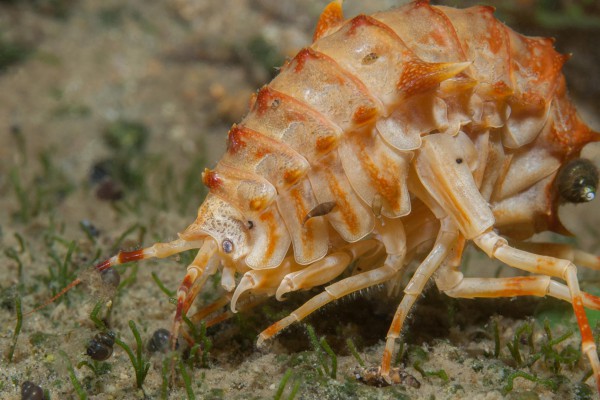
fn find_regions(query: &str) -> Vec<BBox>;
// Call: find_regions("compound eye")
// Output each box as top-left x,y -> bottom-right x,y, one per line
557,158 -> 599,203
222,239 -> 234,254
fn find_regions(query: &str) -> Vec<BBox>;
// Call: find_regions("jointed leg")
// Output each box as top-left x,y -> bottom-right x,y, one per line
474,230 -> 600,392
97,238 -> 204,273
257,219 -> 408,347
27,237 -> 203,316
230,239 -> 382,312
380,220 -> 458,381
513,241 -> 600,270
181,294 -> 268,345
276,239 -> 383,300
188,294 -> 232,325
198,295 -> 268,330
257,219 -> 406,346
257,252 -> 406,347
442,275 -> 600,311
170,240 -> 219,350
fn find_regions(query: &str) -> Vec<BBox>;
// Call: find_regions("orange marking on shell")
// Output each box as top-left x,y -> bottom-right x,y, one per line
290,187 -> 312,243
284,169 -> 304,186
347,14 -> 398,38
255,86 -> 282,116
313,0 -> 344,42
259,210 -> 280,262
371,157 -> 402,210
491,81 -> 513,99
227,125 -> 247,153
202,168 -> 222,190
293,48 -> 323,73
316,135 -> 338,154
347,14 -> 371,35
356,133 -> 401,211
253,146 -> 269,159
325,168 -> 360,236
549,79 -> 600,157
428,29 -> 448,47
482,15 -> 504,55
511,91 -> 546,112
252,86 -> 312,127
517,37 -> 565,91
398,60 -> 470,97
352,105 -> 378,126
290,188 -> 309,221
249,197 -> 269,212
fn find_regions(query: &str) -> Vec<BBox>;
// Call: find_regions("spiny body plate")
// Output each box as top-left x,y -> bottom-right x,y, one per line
70,0 -> 600,394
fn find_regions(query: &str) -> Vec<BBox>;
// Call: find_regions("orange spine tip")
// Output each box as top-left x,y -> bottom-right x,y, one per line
398,60 -> 471,97
227,125 -> 247,153
202,168 -> 222,190
313,0 -> 344,42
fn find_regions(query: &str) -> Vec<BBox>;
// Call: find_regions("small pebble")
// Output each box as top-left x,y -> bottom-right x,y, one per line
95,179 -> 124,201
87,331 -> 116,361
21,381 -> 45,400
147,328 -> 171,353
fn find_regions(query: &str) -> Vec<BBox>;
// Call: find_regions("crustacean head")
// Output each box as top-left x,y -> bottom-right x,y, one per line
178,193 -> 251,265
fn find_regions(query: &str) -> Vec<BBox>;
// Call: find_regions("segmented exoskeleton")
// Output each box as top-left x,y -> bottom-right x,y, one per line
41,0 -> 600,392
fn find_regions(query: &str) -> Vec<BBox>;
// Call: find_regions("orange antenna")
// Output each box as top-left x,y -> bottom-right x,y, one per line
23,278 -> 82,317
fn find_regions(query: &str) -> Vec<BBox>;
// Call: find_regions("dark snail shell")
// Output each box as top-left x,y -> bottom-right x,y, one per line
557,159 -> 599,203
147,328 -> 171,353
86,331 -> 116,361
